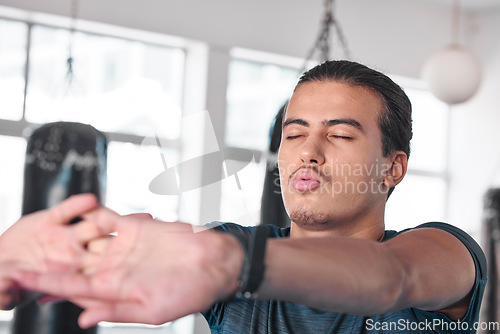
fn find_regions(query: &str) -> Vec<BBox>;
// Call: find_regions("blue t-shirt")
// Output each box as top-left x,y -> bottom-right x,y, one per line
203,222 -> 487,333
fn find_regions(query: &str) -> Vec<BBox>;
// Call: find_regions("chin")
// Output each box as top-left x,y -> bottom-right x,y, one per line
289,208 -> 330,227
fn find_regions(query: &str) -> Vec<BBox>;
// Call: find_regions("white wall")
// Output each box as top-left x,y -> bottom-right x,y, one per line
448,8 -> 500,239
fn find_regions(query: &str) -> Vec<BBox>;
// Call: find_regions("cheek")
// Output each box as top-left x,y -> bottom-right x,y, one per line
330,156 -> 387,184
277,159 -> 288,191
277,149 -> 296,180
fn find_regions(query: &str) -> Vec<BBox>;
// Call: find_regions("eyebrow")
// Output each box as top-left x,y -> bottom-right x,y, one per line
282,118 -> 309,128
283,118 -> 364,132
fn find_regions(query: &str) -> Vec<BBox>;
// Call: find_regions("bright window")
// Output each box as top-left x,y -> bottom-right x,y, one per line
220,160 -> 267,226
225,59 -> 298,151
385,86 -> 449,231
404,88 -> 449,173
385,174 -> 447,231
221,58 -> 299,224
26,25 -> 185,140
0,19 -> 27,120
106,141 -> 179,221
0,135 -> 26,234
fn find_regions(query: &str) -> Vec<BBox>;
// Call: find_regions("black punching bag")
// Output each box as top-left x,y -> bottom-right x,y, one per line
480,188 -> 500,333
260,104 -> 290,228
12,122 -> 107,334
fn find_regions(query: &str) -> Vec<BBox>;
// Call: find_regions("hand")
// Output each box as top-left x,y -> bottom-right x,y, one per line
0,193 -> 101,309
16,207 -> 243,328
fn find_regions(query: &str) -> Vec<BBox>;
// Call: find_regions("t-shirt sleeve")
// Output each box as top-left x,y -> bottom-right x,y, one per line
410,222 -> 488,329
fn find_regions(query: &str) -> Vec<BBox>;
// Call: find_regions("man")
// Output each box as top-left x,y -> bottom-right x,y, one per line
13,60 -> 486,333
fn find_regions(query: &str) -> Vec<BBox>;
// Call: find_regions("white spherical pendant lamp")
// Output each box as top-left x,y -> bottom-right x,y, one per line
422,44 -> 481,104
421,0 -> 482,105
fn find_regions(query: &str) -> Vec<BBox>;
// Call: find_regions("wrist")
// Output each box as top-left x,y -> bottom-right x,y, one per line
207,232 -> 244,300
203,226 -> 269,301
234,226 -> 268,298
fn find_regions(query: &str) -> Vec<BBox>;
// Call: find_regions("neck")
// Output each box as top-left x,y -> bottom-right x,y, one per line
289,216 -> 385,241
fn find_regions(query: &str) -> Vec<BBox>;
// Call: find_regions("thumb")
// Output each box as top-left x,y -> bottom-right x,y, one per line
79,308 -> 104,329
78,305 -> 119,328
79,302 -> 151,327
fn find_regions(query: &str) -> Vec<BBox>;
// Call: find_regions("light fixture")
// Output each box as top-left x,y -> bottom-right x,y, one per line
49,0 -> 83,100
421,0 -> 481,104
65,0 -> 80,89
301,0 -> 351,70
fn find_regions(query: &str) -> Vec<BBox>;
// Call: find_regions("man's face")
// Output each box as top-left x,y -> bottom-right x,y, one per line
278,80 -> 392,231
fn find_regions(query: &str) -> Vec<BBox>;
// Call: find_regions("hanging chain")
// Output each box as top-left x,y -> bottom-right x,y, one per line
66,0 -> 80,88
451,0 -> 461,45
300,0 -> 352,74
318,0 -> 333,62
70,0 -> 79,34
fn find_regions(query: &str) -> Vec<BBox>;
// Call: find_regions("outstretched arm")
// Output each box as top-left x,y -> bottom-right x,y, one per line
15,212 -> 475,327
259,227 -> 475,320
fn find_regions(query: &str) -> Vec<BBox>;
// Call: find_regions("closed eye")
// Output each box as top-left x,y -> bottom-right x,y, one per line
331,135 -> 353,140
286,135 -> 303,140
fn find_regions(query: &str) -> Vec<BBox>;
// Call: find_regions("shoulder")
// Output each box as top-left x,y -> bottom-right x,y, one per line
387,222 -> 486,280
385,222 -> 486,322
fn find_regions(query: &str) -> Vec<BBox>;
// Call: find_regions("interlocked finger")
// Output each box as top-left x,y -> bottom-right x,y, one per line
72,221 -> 107,246
87,237 -> 112,255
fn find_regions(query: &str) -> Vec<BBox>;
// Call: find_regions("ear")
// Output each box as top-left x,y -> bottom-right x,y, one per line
383,151 -> 408,188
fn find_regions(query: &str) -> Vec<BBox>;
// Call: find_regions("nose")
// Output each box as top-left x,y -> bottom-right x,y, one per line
299,137 -> 325,165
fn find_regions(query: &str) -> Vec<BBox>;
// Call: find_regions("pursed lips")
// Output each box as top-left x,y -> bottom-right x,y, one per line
291,167 -> 322,192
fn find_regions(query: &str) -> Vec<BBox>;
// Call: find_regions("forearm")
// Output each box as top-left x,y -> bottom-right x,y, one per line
256,237 -> 406,315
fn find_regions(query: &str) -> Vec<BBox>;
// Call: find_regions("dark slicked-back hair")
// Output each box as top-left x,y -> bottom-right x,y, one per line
293,60 -> 413,197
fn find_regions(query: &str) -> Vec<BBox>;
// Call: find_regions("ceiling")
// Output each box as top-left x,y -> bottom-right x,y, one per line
424,0 -> 500,11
